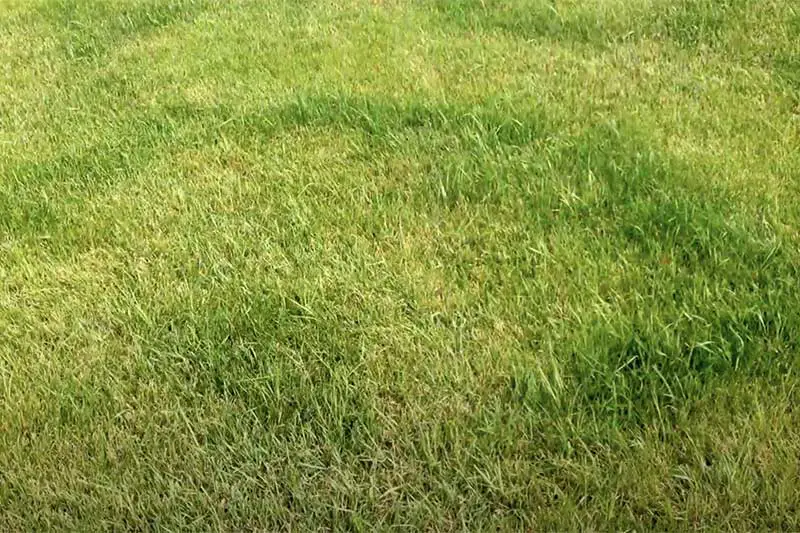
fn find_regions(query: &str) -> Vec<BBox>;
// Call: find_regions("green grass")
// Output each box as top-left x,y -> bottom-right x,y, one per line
1,0 -> 799,529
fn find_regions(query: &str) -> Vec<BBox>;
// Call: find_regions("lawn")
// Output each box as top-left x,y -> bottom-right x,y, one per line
1,0 -> 799,529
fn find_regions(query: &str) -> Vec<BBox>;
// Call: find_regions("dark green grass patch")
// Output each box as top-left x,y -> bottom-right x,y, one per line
39,0 -> 212,60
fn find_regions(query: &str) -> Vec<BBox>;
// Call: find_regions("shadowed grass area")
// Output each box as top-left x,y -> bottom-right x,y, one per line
1,0 -> 800,530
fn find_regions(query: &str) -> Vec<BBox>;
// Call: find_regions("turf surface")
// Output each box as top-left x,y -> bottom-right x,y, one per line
1,0 -> 799,529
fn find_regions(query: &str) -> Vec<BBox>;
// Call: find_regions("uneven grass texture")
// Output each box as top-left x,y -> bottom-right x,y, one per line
1,0 -> 800,530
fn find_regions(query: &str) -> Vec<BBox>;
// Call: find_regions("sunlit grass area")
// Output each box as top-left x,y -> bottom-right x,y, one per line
1,0 -> 799,529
